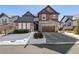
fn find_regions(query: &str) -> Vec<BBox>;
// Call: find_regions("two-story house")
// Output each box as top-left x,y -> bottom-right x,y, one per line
0,13 -> 18,34
0,13 -> 12,25
38,5 -> 59,32
15,11 -> 34,32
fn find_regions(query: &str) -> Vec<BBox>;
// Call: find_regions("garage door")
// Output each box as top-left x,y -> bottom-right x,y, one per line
42,26 -> 55,32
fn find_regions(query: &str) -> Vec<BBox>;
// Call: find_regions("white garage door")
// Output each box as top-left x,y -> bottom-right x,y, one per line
27,23 -> 30,29
18,23 -> 22,29
23,23 -> 26,29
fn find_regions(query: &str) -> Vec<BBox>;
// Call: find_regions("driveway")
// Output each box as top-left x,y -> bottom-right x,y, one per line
43,32 -> 79,44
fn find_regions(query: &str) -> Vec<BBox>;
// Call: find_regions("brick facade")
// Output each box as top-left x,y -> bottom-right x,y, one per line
38,5 -> 59,32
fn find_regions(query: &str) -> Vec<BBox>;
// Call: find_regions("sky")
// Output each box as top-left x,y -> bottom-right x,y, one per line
0,5 -> 79,21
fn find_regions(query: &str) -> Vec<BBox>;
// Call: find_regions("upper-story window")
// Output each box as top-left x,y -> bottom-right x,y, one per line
43,16 -> 45,19
42,14 -> 46,21
50,15 -> 57,19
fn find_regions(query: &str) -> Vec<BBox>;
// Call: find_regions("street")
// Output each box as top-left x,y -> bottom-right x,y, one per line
0,44 -> 79,54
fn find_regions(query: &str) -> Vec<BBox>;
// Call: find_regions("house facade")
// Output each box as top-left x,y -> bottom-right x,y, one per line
38,5 -> 59,32
0,13 -> 12,25
15,11 -> 34,32
60,14 -> 79,30
0,13 -> 18,34
60,16 -> 73,30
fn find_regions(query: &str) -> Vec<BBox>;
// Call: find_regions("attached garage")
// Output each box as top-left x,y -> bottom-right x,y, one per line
42,26 -> 55,32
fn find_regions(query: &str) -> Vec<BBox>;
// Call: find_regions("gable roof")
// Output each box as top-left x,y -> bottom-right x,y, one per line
0,13 -> 10,18
60,16 -> 73,22
38,5 -> 59,14
15,17 -> 34,22
22,11 -> 34,17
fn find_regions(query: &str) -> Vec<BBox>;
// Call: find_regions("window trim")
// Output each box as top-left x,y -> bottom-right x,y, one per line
42,14 -> 46,21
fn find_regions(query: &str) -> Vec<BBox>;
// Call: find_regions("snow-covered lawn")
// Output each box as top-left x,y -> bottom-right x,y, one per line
0,33 -> 31,45
62,32 -> 79,39
0,32 -> 46,45
0,33 -> 30,41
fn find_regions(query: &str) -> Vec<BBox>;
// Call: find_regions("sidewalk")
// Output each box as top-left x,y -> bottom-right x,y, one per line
60,32 -> 79,44
63,32 -> 79,39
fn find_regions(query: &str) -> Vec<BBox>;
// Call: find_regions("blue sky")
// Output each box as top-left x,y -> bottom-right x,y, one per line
0,5 -> 79,21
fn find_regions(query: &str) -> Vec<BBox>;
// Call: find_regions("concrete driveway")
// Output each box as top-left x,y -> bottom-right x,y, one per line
43,32 -> 79,44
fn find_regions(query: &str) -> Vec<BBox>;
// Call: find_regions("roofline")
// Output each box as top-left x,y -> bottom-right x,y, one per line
0,13 -> 11,19
38,5 -> 60,15
60,15 -> 73,22
22,11 -> 35,17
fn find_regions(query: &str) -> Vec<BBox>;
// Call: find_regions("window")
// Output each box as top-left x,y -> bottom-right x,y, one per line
10,20 -> 12,22
5,19 -> 7,23
43,16 -> 45,19
2,19 -> 5,24
68,22 -> 71,26
50,15 -> 57,19
42,14 -> 46,21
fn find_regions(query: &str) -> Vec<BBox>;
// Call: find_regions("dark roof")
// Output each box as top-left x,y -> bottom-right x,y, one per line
38,5 -> 59,14
22,11 -> 34,17
15,17 -> 34,22
0,13 -> 10,18
60,16 -> 73,22
12,16 -> 19,18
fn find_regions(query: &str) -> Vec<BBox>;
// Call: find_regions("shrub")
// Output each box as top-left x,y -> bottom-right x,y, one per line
34,32 -> 43,39
34,33 -> 38,39
38,32 -> 43,38
73,26 -> 79,34
13,29 -> 29,34
59,28 -> 63,31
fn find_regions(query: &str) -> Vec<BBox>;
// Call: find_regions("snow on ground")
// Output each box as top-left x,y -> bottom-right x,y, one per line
0,33 -> 30,41
0,32 -> 46,45
62,32 -> 79,39
28,32 -> 46,44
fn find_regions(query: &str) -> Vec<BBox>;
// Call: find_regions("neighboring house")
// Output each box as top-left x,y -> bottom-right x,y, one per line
60,14 -> 79,30
15,11 -> 34,32
0,13 -> 18,25
0,13 -> 17,34
72,14 -> 79,27
38,5 -> 59,32
0,13 -> 12,25
11,16 -> 19,22
60,16 -> 73,30
73,14 -> 79,20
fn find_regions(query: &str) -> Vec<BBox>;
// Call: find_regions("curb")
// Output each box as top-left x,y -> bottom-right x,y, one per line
46,42 -> 79,44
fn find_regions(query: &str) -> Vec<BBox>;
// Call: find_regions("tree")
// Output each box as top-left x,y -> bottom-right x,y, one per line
4,29 -> 7,36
